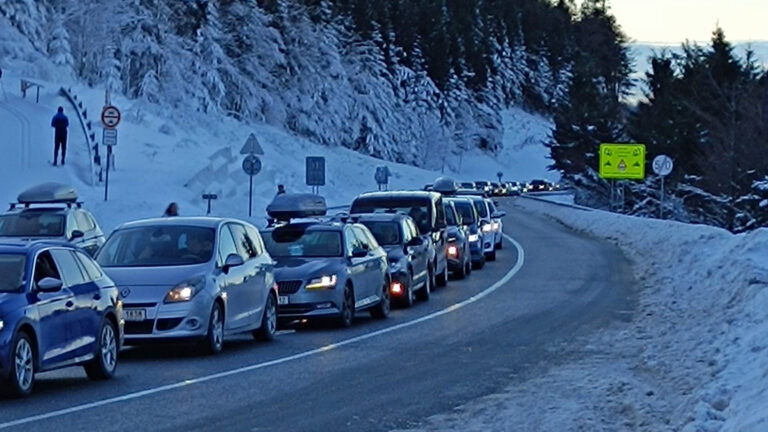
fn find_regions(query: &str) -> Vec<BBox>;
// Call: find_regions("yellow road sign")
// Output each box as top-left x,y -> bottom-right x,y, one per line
599,144 -> 646,180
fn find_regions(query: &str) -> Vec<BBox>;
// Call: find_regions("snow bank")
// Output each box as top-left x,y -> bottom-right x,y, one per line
397,198 -> 768,431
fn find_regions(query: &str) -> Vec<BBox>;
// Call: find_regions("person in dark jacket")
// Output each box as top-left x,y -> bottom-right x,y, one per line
163,202 -> 179,217
50,107 -> 69,166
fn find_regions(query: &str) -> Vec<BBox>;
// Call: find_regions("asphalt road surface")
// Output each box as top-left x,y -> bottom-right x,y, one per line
0,199 -> 637,431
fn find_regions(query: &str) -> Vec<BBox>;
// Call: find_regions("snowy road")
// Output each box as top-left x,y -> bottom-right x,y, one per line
0,200 -> 637,431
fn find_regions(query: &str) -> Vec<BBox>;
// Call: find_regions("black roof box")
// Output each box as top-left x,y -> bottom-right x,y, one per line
17,183 -> 78,204
267,193 -> 327,221
432,176 -> 459,195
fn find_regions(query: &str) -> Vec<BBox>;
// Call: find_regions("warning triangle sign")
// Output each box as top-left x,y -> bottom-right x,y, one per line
240,133 -> 264,155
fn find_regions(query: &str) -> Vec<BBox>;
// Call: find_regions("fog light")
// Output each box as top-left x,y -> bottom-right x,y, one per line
186,318 -> 200,329
391,282 -> 403,295
447,245 -> 459,257
316,302 -> 333,309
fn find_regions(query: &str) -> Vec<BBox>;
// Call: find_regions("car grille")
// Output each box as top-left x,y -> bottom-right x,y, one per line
125,320 -> 154,335
156,318 -> 183,331
277,280 -> 303,295
123,302 -> 157,308
278,303 -> 317,314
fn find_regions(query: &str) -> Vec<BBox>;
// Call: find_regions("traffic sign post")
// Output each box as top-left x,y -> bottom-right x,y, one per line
242,155 -> 262,217
306,156 -> 326,195
240,133 -> 264,155
101,105 -> 121,202
600,143 -> 646,212
497,171 -> 503,183
202,193 -> 218,216
653,155 -> 674,219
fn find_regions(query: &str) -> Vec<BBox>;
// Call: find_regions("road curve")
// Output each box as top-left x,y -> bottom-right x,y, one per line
0,199 -> 636,431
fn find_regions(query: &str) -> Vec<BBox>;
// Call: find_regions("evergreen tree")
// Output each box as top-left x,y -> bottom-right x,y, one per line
48,14 -> 74,68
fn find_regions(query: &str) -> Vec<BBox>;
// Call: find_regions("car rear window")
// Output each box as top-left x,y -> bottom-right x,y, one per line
473,200 -> 488,218
452,201 -> 476,224
0,213 -> 65,237
263,228 -> 343,258
360,221 -> 401,246
351,198 -> 432,234
96,226 -> 215,267
0,254 -> 26,292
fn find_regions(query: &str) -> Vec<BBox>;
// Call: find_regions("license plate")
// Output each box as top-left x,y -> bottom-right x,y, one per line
278,296 -> 289,305
124,309 -> 146,321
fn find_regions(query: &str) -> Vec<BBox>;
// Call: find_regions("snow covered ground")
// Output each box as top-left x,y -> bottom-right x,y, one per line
395,197 -> 768,432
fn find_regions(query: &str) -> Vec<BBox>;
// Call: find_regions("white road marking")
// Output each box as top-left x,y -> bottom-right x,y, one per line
0,234 -> 524,430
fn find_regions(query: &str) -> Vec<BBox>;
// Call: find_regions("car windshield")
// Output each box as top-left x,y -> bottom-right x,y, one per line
263,228 -> 343,258
452,202 -> 476,224
444,205 -> 457,226
473,200 -> 488,218
0,254 -> 26,292
0,213 -> 65,237
96,226 -> 215,267
361,221 -> 401,246
352,199 -> 431,234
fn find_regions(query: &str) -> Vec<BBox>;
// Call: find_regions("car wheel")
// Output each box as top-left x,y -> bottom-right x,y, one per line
253,293 -> 277,342
486,250 -> 497,262
337,284 -> 355,328
85,319 -> 118,380
436,261 -> 448,287
455,256 -> 467,280
465,255 -> 472,276
370,281 -> 390,319
401,272 -> 415,308
416,267 -> 432,302
7,331 -> 35,397
203,302 -> 224,354
473,256 -> 486,270
496,238 -> 503,250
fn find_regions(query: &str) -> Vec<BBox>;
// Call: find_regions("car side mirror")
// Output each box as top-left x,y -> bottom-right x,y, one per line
70,230 -> 85,240
351,247 -> 368,258
406,237 -> 423,247
492,211 -> 507,218
37,277 -> 63,293
223,253 -> 244,273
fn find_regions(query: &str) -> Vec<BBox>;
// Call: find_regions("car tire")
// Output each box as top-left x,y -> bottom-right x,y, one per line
337,284 -> 355,328
465,256 -> 472,276
486,250 -> 497,261
253,293 -> 277,342
202,302 -> 224,355
455,257 -> 467,280
496,238 -> 503,250
416,267 -> 433,302
7,331 -> 35,397
370,281 -> 391,319
84,319 -> 118,380
401,272 -> 415,308
436,261 -> 448,287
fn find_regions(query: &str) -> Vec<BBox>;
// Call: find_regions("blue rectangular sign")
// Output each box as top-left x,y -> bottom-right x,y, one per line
306,156 -> 326,186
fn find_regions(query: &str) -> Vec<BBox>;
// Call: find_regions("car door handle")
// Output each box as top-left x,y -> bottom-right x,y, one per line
65,301 -> 74,309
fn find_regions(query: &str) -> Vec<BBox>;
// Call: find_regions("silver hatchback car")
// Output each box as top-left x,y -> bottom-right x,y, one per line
95,217 -> 278,354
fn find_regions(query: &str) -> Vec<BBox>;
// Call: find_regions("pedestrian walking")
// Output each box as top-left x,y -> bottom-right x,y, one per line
50,106 -> 69,166
163,202 -> 179,217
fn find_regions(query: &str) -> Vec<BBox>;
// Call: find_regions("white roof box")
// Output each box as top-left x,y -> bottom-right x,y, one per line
267,193 -> 327,221
17,183 -> 78,204
432,176 -> 459,195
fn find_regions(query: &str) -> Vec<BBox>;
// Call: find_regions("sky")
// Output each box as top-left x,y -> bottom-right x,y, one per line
602,0 -> 768,43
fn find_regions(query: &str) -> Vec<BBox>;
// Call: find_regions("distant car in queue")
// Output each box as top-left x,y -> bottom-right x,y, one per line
262,194 -> 391,327
527,179 -> 550,192
95,217 -> 278,354
350,191 -> 449,289
446,197 -> 485,269
443,200 -> 472,279
355,213 -> 431,307
0,241 -> 122,396
0,183 -> 106,256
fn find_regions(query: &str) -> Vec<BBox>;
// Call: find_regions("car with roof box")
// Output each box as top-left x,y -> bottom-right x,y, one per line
349,191 -> 449,289
95,216 -> 278,354
355,213 -> 431,307
0,240 -> 122,396
262,194 -> 391,327
0,183 -> 105,256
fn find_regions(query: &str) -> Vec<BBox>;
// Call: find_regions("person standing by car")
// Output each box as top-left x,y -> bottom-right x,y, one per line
275,184 -> 286,198
50,107 -> 69,166
163,202 -> 179,217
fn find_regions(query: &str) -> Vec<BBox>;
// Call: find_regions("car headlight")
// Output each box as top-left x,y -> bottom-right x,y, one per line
482,223 -> 493,233
468,234 -> 480,243
493,222 -> 500,231
306,275 -> 338,290
0,320 -> 4,332
165,275 -> 206,303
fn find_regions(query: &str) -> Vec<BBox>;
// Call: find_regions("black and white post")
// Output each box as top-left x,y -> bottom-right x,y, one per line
652,155 -> 674,219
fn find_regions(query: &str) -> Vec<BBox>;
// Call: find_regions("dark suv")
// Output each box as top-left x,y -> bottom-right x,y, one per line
350,191 -> 449,289
0,183 -> 105,256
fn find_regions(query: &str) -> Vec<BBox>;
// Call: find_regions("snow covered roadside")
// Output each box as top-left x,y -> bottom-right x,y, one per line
395,198 -> 768,432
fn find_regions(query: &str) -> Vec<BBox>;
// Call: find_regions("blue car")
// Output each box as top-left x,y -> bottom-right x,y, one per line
0,240 -> 123,396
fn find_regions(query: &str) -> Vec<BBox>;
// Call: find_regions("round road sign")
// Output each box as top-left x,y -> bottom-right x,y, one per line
652,155 -> 674,177
242,155 -> 262,176
101,105 -> 121,129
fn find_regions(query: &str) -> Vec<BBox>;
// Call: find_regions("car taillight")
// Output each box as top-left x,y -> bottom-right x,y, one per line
447,245 -> 459,257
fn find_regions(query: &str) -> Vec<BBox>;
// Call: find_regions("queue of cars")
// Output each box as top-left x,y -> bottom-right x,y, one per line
435,179 -> 562,196
0,179 -> 509,396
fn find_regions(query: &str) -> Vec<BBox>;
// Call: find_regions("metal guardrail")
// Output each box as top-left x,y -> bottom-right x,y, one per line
520,193 -> 595,212
59,87 -> 97,185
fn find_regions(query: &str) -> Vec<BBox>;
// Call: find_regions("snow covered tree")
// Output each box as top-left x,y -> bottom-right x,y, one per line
48,14 -> 74,69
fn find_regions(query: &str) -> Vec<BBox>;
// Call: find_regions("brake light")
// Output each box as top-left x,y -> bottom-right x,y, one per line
447,245 -> 459,257
391,282 -> 403,295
